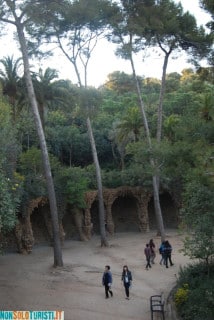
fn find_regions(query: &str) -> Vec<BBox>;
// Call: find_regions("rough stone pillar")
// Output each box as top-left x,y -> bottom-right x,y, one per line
106,203 -> 114,235
73,208 -> 88,241
138,198 -> 150,232
14,215 -> 34,254
83,207 -> 92,240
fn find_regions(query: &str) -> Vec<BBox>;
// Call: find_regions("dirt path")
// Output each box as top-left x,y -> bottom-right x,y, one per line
0,230 -> 189,320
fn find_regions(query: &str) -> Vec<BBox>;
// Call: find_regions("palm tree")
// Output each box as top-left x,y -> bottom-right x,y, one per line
0,55 -> 24,121
117,107 -> 143,143
31,67 -> 59,127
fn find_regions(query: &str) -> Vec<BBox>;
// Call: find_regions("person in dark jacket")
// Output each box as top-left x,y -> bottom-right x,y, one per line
121,265 -> 132,299
163,240 -> 174,268
102,265 -> 113,298
159,241 -> 165,265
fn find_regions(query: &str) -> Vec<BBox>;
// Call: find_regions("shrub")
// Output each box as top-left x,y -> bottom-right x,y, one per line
174,284 -> 189,308
174,263 -> 214,320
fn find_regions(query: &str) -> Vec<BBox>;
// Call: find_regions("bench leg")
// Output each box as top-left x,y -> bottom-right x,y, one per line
151,311 -> 164,320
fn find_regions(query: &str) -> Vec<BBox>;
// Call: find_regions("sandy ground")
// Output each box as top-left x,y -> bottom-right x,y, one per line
0,230 -> 190,320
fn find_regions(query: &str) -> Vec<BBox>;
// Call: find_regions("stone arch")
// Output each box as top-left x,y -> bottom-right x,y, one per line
110,187 -> 150,233
111,194 -> 139,232
148,192 -> 179,229
31,203 -> 50,245
14,196 -> 47,253
29,197 -> 55,245
62,209 -> 77,240
90,200 -> 100,234
30,197 -> 65,245
14,196 -> 66,253
83,186 -> 151,237
62,206 -> 87,241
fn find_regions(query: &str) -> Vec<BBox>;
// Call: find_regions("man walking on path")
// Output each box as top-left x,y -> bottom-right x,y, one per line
144,243 -> 152,270
102,265 -> 113,298
164,240 -> 174,268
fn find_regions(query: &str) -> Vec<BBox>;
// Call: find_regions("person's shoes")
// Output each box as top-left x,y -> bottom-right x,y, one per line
171,264 -> 174,266
105,296 -> 109,299
126,297 -> 129,300
166,266 -> 168,268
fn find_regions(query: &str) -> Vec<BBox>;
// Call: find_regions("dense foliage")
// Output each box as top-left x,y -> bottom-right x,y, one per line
1,65 -> 213,228
0,96 -> 22,233
175,263 -> 214,320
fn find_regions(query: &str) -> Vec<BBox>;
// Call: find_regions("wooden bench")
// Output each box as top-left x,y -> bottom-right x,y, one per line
150,293 -> 165,320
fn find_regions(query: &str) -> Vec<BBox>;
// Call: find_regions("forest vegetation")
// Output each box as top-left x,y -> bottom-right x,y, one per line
0,1 -> 213,318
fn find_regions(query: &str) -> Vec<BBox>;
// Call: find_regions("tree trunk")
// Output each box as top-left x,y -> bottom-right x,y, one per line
157,52 -> 170,143
57,25 -> 107,246
16,20 -> 63,266
129,42 -> 165,241
155,50 -> 171,191
86,117 -> 108,247
152,175 -> 165,242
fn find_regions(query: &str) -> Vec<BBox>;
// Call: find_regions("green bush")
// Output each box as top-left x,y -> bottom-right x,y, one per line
55,166 -> 90,209
0,170 -> 20,233
174,283 -> 189,308
175,263 -> 214,320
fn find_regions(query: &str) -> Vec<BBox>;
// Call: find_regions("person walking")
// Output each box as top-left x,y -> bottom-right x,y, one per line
159,241 -> 165,265
121,265 -> 132,300
149,239 -> 156,264
164,240 -> 174,268
144,243 -> 152,270
102,265 -> 113,298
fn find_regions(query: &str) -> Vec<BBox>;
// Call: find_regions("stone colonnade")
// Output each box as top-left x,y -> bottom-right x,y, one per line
13,187 -> 152,253
83,186 -> 151,239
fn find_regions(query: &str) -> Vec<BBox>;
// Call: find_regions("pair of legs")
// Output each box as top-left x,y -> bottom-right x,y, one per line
105,284 -> 113,298
160,254 -> 165,265
165,254 -> 174,268
124,283 -> 130,299
151,253 -> 156,264
146,257 -> 152,269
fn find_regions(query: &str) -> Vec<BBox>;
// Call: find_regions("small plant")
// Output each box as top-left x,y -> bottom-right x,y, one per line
174,283 -> 189,308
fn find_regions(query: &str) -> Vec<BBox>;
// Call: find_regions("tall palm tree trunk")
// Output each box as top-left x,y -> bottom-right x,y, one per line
56,21 -> 108,246
86,117 -> 108,246
129,39 -> 165,242
157,51 -> 170,143
15,18 -> 63,266
156,49 -> 171,191
73,64 -> 108,246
